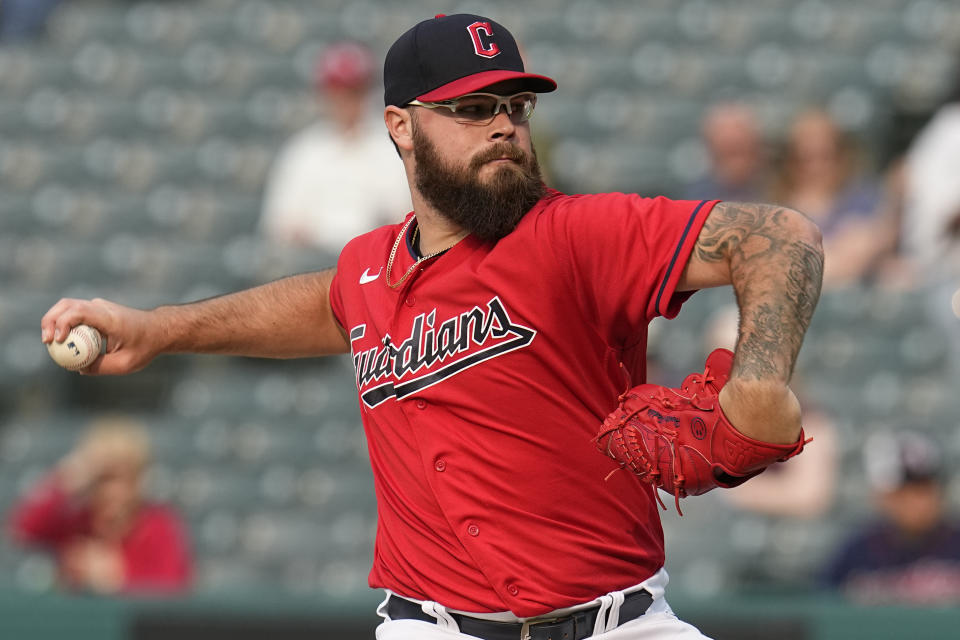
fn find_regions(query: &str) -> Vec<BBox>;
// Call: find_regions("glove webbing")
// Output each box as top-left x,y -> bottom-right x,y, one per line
600,364 -> 721,516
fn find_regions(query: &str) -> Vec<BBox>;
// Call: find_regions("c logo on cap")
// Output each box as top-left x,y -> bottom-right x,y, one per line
467,21 -> 500,58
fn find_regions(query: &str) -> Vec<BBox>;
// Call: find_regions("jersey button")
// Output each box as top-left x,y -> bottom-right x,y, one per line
405,296 -> 415,307
415,399 -> 427,410
467,523 -> 480,537
434,459 -> 446,472
506,583 -> 520,597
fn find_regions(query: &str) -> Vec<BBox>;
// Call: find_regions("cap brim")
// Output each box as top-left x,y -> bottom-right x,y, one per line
417,70 -> 557,102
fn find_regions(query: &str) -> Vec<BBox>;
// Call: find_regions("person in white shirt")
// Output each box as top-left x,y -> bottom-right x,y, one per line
259,41 -> 411,253
901,80 -> 960,376
902,101 -> 960,277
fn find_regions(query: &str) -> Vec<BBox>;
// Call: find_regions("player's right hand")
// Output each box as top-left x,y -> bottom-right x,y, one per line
41,298 -> 161,376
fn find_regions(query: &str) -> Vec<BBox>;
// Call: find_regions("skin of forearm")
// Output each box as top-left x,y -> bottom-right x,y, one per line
696,202 -> 824,383
156,270 -> 347,358
694,202 -> 823,444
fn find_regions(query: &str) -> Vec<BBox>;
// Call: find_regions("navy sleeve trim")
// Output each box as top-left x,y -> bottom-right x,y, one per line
654,199 -> 709,316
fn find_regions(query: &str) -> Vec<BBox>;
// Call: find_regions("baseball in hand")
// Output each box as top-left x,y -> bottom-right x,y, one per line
47,325 -> 103,371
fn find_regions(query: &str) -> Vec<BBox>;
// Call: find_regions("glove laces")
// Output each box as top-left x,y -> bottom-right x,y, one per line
681,364 -> 718,411
600,360 -> 721,516
603,391 -> 688,515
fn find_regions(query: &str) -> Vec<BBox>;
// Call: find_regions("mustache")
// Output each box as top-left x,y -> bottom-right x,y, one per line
469,144 -> 529,170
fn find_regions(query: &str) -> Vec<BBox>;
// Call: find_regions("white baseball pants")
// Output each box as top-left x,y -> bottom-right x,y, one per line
374,569 -> 712,639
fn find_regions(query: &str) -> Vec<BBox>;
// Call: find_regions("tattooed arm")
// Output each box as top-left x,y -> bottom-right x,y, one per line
678,202 -> 824,444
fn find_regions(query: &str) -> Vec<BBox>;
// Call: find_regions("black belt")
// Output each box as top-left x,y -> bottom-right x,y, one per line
385,589 -> 653,640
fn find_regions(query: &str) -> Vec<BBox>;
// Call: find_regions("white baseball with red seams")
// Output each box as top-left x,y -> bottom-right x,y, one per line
47,324 -> 103,371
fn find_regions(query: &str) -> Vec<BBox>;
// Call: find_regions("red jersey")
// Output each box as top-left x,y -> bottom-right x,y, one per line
329,190 -> 716,617
9,473 -> 193,594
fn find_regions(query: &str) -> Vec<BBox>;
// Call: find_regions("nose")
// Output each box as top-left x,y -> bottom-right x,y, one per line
488,107 -> 516,140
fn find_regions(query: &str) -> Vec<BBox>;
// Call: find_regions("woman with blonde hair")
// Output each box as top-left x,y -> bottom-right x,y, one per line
8,416 -> 192,594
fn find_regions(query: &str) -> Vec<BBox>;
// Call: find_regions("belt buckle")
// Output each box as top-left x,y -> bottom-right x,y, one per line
519,616 -> 563,640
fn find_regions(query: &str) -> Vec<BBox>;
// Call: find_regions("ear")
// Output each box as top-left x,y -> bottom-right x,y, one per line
384,106 -> 415,153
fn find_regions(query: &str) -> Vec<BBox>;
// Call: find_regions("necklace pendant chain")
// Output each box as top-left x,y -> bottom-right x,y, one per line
385,216 -> 463,289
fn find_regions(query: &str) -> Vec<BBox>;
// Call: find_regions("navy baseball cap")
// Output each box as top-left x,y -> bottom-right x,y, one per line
383,13 -> 557,107
864,430 -> 944,491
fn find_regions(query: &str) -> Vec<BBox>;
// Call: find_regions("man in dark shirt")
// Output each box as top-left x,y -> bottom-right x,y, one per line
823,430 -> 960,605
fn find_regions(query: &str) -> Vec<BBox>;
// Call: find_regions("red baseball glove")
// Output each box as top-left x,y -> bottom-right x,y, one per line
596,348 -> 808,514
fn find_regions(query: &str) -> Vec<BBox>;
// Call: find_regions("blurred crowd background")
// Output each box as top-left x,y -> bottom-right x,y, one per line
1,0 -> 960,633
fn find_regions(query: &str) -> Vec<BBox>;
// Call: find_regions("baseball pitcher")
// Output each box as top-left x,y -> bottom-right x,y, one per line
42,14 -> 823,640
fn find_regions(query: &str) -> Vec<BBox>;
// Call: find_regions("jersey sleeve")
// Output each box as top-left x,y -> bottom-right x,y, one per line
543,193 -> 717,347
329,268 -> 346,331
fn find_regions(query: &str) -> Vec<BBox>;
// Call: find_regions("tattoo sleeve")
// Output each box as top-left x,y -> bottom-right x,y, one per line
695,202 -> 824,382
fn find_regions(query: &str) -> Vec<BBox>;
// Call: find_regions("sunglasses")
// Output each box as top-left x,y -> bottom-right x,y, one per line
407,91 -> 537,126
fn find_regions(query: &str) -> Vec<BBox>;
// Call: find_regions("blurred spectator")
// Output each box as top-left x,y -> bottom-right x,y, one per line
822,430 -> 960,605
259,41 -> 411,253
684,101 -> 770,202
7,416 -> 192,595
0,0 -> 64,41
771,108 -> 892,288
706,304 -> 838,519
902,80 -> 960,276
900,77 -> 960,372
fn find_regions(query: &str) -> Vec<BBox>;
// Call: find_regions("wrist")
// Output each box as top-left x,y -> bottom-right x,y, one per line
718,377 -> 802,445
150,305 -> 183,354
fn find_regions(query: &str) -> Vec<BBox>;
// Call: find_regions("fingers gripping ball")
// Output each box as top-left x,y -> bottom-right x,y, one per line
596,348 -> 809,514
47,325 -> 104,371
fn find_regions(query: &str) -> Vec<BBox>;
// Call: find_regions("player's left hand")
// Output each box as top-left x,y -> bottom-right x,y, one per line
595,348 -> 809,514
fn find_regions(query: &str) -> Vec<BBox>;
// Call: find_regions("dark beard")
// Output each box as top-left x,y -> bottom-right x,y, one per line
412,127 -> 546,242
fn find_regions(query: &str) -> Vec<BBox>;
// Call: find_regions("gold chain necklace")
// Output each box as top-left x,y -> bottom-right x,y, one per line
385,216 -> 464,289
